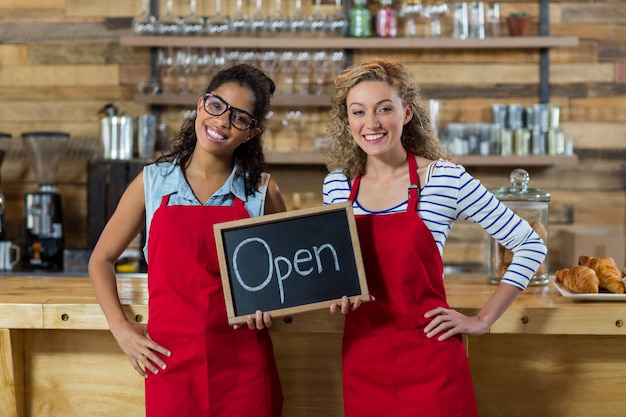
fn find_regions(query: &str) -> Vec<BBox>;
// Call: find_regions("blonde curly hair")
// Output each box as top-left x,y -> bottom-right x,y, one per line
325,58 -> 451,178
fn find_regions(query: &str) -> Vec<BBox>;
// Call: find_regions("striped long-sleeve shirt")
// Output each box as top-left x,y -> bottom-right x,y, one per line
322,159 -> 547,290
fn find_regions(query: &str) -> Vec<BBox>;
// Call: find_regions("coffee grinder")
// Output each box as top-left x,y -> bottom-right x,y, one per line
21,131 -> 69,271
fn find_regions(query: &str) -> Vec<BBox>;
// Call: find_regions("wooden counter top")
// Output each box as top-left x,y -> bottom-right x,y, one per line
2,273 -> 625,335
2,273 -> 626,417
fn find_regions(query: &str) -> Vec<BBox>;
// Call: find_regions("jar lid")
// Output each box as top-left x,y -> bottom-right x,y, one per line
492,168 -> 551,202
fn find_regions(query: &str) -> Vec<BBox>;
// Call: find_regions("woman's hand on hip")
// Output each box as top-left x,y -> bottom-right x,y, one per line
423,307 -> 490,341
110,321 -> 171,378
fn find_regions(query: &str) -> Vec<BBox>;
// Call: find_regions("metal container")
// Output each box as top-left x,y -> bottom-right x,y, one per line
489,169 -> 551,286
101,115 -> 133,160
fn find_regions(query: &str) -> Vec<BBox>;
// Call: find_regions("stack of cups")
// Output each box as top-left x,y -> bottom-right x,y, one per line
137,114 -> 157,159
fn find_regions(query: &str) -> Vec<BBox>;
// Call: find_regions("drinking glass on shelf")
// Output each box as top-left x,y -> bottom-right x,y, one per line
181,0 -> 204,35
329,50 -> 345,77
224,50 -> 242,67
468,1 -> 485,39
259,50 -> 280,84
294,51 -> 312,95
328,0 -> 348,37
452,2 -> 469,39
485,2 -> 500,37
308,0 -> 328,37
422,0 -> 449,37
278,51 -> 295,95
282,110 -> 304,153
231,0 -> 251,36
311,50 -> 329,96
156,0 -> 181,35
269,0 -> 289,35
290,0 -> 310,35
249,0 -> 269,36
132,0 -> 156,35
157,47 -> 176,94
173,48 -> 192,94
205,0 -> 231,36
194,48 -> 213,95
400,0 -> 423,37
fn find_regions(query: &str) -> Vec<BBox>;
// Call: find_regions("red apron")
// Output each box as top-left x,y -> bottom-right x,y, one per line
344,153 -> 478,417
145,195 -> 283,417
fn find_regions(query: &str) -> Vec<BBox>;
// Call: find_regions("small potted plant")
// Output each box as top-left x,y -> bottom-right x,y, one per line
506,12 -> 531,37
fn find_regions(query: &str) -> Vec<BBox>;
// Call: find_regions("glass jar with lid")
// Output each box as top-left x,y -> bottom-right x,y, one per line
489,168 -> 551,285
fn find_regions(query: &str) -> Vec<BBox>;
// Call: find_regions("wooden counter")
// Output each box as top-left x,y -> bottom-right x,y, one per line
1,274 -> 626,417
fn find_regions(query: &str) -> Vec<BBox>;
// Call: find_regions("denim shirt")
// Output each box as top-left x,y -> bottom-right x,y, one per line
142,160 -> 270,262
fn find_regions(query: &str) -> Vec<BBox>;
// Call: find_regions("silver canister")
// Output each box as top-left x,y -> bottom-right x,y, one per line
101,115 -> 133,160
490,169 -> 551,286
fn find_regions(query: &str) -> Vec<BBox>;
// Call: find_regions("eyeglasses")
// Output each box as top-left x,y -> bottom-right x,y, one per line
202,93 -> 256,131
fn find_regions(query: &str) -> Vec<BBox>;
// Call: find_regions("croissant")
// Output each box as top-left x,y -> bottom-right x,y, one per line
578,256 -> 625,294
555,266 -> 599,294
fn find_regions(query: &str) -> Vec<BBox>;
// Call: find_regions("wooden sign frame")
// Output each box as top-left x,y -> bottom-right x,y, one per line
214,202 -> 369,325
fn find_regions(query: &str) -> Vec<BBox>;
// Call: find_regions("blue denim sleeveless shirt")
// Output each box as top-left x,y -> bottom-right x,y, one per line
142,160 -> 270,262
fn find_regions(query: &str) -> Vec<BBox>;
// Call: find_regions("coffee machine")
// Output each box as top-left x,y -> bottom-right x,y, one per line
21,132 -> 69,271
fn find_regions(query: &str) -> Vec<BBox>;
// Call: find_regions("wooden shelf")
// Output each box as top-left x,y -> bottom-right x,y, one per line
265,152 -> 579,166
266,152 -> 326,165
134,93 -> 331,107
455,154 -> 578,166
121,35 -> 579,50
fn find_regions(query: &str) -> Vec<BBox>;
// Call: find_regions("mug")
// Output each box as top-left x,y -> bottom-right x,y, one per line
0,241 -> 20,271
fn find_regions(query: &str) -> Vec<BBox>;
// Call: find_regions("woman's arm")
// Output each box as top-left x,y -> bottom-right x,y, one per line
263,177 -> 287,214
424,282 -> 522,340
88,171 -> 170,377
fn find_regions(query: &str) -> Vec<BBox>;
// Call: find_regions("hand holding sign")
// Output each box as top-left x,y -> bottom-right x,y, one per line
214,202 -> 370,325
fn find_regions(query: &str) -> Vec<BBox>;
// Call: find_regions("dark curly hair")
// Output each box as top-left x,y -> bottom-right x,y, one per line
157,64 -> 275,197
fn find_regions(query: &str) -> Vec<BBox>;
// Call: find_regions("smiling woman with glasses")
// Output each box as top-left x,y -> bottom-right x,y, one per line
89,63 -> 286,417
203,93 -> 257,131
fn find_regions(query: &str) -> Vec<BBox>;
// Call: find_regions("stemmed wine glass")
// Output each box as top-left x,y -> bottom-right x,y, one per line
249,0 -> 269,36
206,0 -> 231,36
181,0 -> 204,35
132,0 -> 155,35
290,0 -> 309,35
156,0 -> 181,35
327,0 -> 348,37
231,0 -> 251,36
308,0 -> 328,37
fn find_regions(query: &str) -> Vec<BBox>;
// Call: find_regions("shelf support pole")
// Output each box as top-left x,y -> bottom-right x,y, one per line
539,0 -> 550,104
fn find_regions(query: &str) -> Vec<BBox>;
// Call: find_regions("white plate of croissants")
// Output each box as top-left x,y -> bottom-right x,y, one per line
552,255 -> 626,300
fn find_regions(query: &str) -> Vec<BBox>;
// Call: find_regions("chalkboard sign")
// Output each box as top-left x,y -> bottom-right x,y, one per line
214,202 -> 369,325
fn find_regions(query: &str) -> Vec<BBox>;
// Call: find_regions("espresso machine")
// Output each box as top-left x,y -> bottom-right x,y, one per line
21,131 -> 69,271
